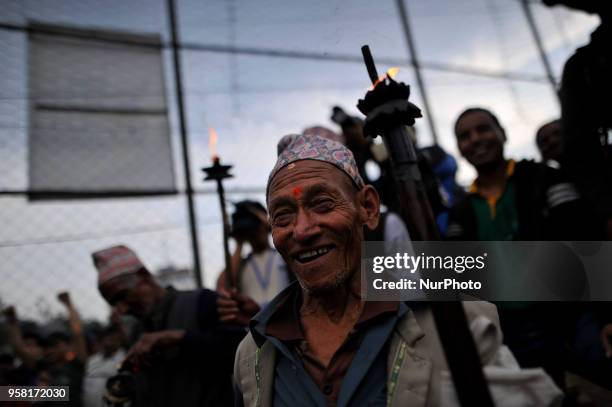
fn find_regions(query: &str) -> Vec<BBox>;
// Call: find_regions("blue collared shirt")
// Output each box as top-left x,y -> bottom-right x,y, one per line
248,283 -> 408,407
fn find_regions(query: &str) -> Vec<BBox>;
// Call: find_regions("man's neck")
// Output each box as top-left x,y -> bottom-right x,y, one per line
298,271 -> 364,367
300,271 -> 363,323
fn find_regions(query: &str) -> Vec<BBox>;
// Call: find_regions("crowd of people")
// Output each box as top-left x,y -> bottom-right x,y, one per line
1,0 -> 611,406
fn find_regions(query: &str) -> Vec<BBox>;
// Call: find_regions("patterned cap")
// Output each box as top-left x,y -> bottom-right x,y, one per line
92,245 -> 145,286
267,133 -> 364,196
302,126 -> 345,145
277,128 -> 344,156
276,134 -> 299,156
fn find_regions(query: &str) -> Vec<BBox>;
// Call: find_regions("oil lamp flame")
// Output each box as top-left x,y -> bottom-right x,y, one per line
208,128 -> 219,162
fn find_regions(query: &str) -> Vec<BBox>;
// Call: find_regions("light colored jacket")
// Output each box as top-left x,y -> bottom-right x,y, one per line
234,301 -> 563,407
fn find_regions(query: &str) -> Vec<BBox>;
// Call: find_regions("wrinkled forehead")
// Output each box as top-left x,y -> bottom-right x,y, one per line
267,160 -> 355,204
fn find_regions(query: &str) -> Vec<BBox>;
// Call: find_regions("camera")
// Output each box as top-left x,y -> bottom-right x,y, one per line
104,360 -> 137,407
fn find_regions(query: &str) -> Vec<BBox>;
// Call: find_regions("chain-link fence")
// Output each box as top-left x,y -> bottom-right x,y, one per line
0,0 -> 599,323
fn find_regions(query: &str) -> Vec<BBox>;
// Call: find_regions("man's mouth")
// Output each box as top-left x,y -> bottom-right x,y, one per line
294,245 -> 335,264
473,146 -> 490,156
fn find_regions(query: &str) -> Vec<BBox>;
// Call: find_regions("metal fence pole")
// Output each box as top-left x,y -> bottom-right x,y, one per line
167,0 -> 204,287
395,0 -> 440,145
520,0 -> 560,103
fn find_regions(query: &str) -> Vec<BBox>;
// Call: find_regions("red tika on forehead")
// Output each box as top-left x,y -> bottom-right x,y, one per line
292,186 -> 303,198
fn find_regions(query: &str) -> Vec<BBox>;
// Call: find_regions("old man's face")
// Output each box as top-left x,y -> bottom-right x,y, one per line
268,160 -> 379,293
99,271 -> 157,320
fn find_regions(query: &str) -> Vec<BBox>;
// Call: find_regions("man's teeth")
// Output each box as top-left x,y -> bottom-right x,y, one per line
298,247 -> 330,261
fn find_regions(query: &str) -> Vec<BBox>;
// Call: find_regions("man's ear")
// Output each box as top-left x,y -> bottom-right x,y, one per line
359,185 -> 380,231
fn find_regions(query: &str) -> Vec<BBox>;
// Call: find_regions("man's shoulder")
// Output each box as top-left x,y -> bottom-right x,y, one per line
234,331 -> 274,389
514,159 -> 580,202
513,159 -> 570,190
235,331 -> 259,361
401,301 -> 501,364
407,301 -> 498,329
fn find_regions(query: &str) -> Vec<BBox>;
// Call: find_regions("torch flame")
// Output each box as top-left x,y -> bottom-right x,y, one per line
208,128 -> 219,162
387,67 -> 400,78
369,67 -> 400,90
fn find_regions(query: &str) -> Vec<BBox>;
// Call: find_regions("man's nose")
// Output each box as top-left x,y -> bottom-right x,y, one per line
293,208 -> 321,243
466,129 -> 480,143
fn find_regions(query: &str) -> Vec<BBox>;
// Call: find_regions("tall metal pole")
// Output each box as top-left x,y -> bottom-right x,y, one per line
167,0 -> 204,288
520,0 -> 560,103
395,0 -> 439,145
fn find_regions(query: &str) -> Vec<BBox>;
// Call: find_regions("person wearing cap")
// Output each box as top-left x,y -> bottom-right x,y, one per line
280,130 -> 413,257
92,245 -> 243,407
535,119 -> 564,166
233,134 -> 561,407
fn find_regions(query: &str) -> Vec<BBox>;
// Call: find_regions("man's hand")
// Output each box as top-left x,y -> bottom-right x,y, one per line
217,289 -> 260,326
601,323 -> 612,358
124,330 -> 185,368
57,292 -> 71,307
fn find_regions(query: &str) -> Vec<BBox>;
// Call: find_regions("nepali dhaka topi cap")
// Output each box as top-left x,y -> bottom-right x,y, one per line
268,133 -> 365,195
92,245 -> 145,286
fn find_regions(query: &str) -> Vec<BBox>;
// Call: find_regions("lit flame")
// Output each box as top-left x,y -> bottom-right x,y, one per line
369,67 -> 400,90
208,128 -> 218,162
387,67 -> 400,78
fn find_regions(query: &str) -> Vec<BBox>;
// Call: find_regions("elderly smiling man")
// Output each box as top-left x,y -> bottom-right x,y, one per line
233,134 -> 561,407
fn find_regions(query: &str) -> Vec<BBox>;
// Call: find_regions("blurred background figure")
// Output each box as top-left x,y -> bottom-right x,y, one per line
217,200 -> 291,310
544,0 -> 612,239
82,314 -> 126,407
94,245 -> 243,407
535,119 -> 564,167
447,106 -> 610,405
2,306 -> 44,387
447,107 -> 597,241
3,292 -> 88,406
407,126 -> 462,237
